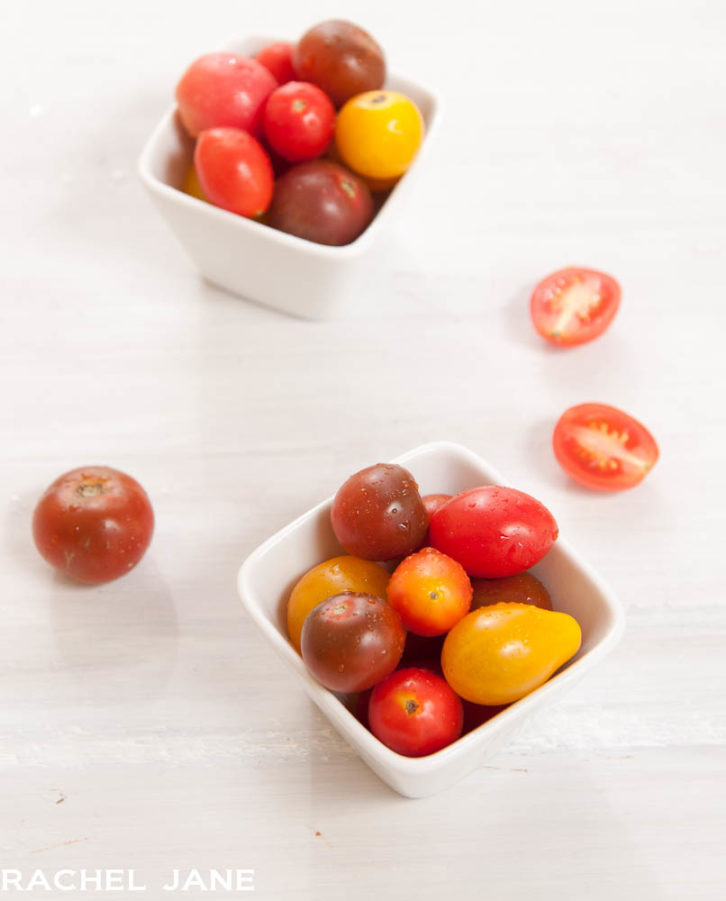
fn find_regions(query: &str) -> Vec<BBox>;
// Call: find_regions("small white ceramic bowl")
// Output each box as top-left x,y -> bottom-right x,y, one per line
237,441 -> 625,798
138,36 -> 440,319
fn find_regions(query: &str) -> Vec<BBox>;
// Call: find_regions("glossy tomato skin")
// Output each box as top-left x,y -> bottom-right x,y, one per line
530,267 -> 621,347
553,403 -> 659,491
330,463 -> 428,561
471,572 -> 552,611
286,555 -> 390,653
442,602 -> 582,706
263,81 -> 336,162
255,42 -> 296,84
293,20 -> 385,108
387,547 -> 472,637
32,466 -> 154,584
368,667 -> 463,757
429,486 -> 558,579
336,90 -> 424,180
267,159 -> 373,245
175,53 -> 277,138
300,592 -> 405,693
194,128 -> 274,218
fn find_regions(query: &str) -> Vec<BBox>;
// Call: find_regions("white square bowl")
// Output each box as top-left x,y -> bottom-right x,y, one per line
237,441 -> 625,798
138,35 -> 441,319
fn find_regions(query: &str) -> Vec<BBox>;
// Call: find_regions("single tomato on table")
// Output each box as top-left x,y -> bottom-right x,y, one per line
553,402 -> 659,491
429,486 -> 558,579
387,547 -> 472,637
530,267 -> 621,346
368,667 -> 463,757
32,466 -> 154,584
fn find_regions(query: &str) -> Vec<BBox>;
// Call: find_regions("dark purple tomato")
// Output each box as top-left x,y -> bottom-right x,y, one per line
330,463 -> 428,561
293,20 -> 385,108
266,160 -> 373,245
300,592 -> 405,693
471,571 -> 553,611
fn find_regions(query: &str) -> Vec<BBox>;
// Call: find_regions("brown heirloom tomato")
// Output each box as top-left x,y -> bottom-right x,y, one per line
471,572 -> 552,611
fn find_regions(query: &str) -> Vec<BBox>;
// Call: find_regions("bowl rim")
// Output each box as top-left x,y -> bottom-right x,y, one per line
237,440 -> 626,774
137,34 -> 442,261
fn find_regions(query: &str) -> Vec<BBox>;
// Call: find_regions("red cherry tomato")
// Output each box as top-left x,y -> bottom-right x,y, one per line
263,81 -> 336,162
194,128 -> 274,218
175,53 -> 277,138
530,267 -> 621,346
387,547 -> 472,637
32,466 -> 154,584
429,486 -> 558,579
255,42 -> 296,84
422,494 -> 452,519
368,667 -> 463,757
553,403 -> 659,491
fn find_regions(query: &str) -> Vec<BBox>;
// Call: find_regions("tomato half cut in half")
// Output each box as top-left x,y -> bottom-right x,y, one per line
553,403 -> 659,491
530,267 -> 621,346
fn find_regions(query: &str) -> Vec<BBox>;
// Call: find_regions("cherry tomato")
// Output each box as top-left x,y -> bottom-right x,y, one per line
330,463 -> 428,561
301,592 -> 405,693
429,486 -> 558,579
255,41 -> 296,84
471,572 -> 552,611
293,20 -> 385,108
194,128 -> 274,219
267,159 -> 373,245
175,53 -> 277,138
368,667 -> 463,757
461,700 -> 507,734
387,547 -> 472,637
442,603 -> 582,706
553,402 -> 659,491
286,555 -> 390,653
263,81 -> 336,162
32,466 -> 154,584
530,267 -> 621,346
422,494 -> 452,520
181,164 -> 207,202
335,90 -> 424,180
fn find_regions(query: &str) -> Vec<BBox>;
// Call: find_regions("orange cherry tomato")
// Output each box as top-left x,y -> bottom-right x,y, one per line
181,164 -> 207,202
441,602 -> 582,706
286,555 -> 390,653
553,402 -> 659,492
471,572 -> 552,611
335,90 -> 424,180
530,267 -> 621,346
387,547 -> 472,637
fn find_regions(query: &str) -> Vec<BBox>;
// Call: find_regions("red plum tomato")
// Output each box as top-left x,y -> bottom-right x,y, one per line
194,128 -> 274,218
387,547 -> 472,637
267,160 -> 373,245
330,463 -> 428,560
300,592 -> 405,693
263,81 -> 336,162
255,41 -> 296,84
368,667 -> 463,757
293,20 -> 385,108
32,466 -> 154,584
429,486 -> 558,578
553,402 -> 659,491
175,53 -> 277,138
530,267 -> 621,347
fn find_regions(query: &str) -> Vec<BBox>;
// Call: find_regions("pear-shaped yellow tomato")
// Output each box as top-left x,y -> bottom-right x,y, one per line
335,90 -> 424,180
181,163 -> 208,202
287,555 -> 390,653
441,602 -> 581,706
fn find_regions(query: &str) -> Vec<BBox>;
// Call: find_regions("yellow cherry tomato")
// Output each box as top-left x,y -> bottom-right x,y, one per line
335,90 -> 424,180
441,602 -> 582,706
182,163 -> 207,201
286,555 -> 390,653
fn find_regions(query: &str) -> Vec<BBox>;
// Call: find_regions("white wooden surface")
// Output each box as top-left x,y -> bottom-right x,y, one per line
1,0 -> 725,898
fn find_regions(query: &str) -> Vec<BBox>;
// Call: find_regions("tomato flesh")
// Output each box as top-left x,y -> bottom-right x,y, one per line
530,267 -> 621,346
553,403 -> 659,491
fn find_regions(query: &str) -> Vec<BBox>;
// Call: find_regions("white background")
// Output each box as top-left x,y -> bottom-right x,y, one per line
1,0 -> 724,898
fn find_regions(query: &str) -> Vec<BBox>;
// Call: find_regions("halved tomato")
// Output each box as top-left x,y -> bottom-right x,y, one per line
530,267 -> 621,346
553,403 -> 659,491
